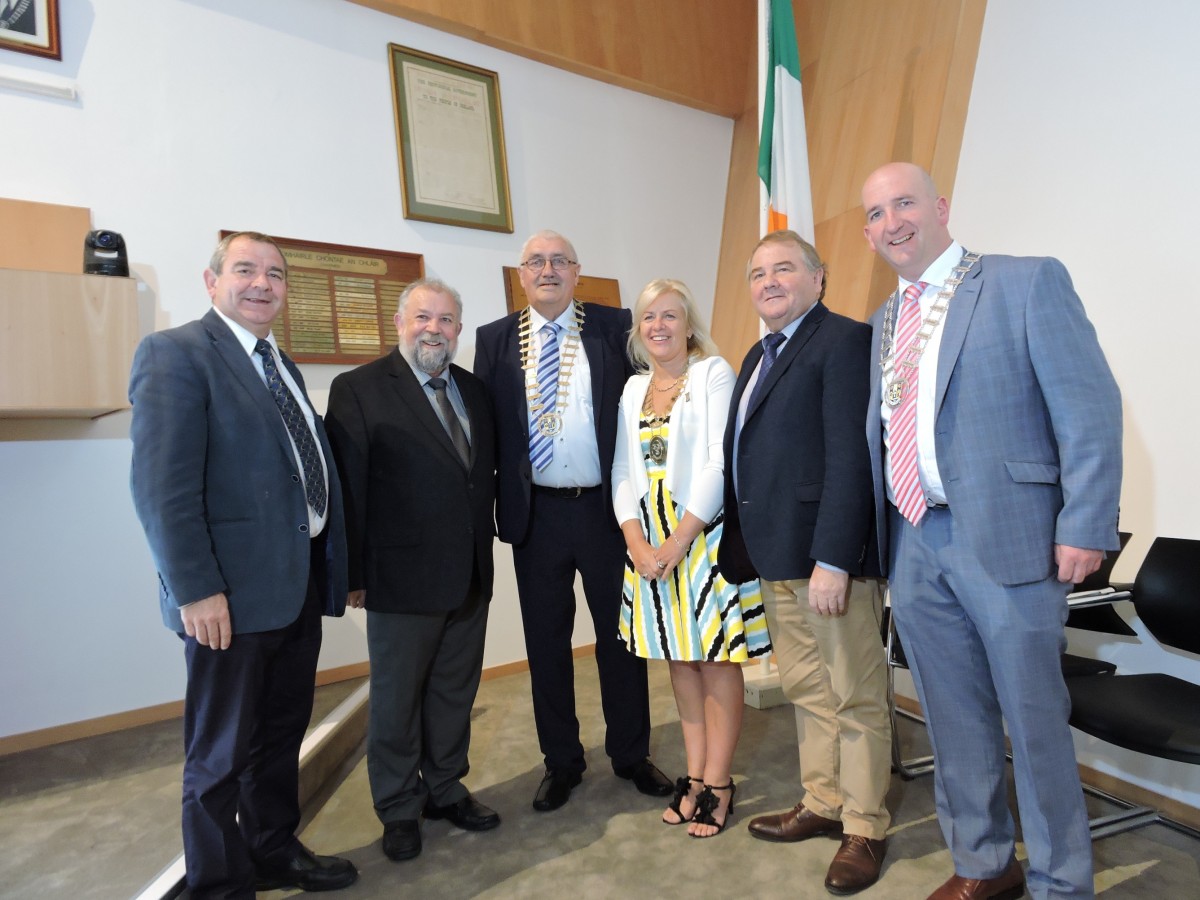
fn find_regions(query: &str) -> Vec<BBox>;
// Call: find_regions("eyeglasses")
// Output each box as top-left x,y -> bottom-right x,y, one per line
521,256 -> 577,272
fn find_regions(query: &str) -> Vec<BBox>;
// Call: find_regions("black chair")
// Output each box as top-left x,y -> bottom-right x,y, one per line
1063,531 -> 1135,643
1066,536 -> 1200,840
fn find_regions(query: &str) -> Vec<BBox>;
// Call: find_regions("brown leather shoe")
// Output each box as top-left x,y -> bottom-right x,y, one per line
927,858 -> 1025,899
747,804 -> 843,843
824,833 -> 887,895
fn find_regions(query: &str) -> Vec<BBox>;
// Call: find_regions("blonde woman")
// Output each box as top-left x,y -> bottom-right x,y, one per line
612,279 -> 771,838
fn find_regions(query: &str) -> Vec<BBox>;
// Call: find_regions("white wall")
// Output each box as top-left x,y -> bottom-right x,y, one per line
0,0 -> 732,737
951,0 -> 1200,805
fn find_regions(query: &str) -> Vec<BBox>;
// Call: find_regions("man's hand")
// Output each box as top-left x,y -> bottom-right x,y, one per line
808,567 -> 849,616
181,593 -> 232,650
347,589 -> 366,609
1055,544 -> 1104,585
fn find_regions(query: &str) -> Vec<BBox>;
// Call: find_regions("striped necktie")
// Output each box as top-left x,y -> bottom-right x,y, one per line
889,282 -> 929,525
529,322 -> 560,470
254,339 -> 327,516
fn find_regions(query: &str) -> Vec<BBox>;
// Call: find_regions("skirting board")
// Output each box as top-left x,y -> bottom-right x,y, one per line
0,661 -> 370,757
0,646 -> 597,757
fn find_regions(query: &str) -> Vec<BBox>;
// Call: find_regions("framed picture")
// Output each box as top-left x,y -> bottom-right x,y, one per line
0,0 -> 60,60
221,231 -> 424,365
388,44 -> 513,233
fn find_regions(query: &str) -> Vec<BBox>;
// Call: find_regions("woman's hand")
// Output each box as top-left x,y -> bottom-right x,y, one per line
629,537 -> 665,580
652,533 -> 688,579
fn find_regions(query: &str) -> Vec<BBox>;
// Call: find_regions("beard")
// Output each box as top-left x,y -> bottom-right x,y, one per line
403,335 -> 455,375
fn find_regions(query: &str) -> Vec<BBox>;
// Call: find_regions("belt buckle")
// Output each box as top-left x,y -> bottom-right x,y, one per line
565,486 -> 583,498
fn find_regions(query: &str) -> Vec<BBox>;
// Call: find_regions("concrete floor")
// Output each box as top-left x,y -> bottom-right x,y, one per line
2,661 -> 1199,899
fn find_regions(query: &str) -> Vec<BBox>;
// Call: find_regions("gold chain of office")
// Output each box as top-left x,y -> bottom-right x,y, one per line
879,250 -> 981,408
520,300 -> 585,437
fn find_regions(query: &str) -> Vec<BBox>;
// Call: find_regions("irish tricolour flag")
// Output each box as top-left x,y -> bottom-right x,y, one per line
758,0 -> 814,242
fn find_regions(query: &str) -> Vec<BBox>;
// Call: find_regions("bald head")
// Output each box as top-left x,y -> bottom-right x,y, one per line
861,162 -> 953,282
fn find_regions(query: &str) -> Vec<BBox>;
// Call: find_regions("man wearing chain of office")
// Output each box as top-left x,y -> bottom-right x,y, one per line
474,231 -> 671,813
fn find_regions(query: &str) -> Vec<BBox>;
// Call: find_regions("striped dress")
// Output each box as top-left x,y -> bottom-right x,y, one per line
618,418 -> 772,662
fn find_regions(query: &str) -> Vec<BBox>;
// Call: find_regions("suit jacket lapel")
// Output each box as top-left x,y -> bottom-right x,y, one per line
745,302 -> 827,421
503,315 -> 531,437
203,310 -> 296,466
581,308 -> 606,445
935,263 -> 983,416
387,350 -> 467,469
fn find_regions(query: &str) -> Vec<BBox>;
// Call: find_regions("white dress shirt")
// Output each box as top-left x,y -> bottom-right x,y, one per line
881,240 -> 964,507
213,307 -> 329,537
526,303 -> 602,488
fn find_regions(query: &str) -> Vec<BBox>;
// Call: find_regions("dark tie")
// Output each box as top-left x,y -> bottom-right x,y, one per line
254,339 -> 327,516
747,331 -> 786,409
427,376 -> 470,465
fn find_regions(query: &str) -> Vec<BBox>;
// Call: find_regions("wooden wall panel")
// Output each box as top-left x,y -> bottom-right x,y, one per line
0,198 -> 91,275
709,0 -> 987,360
345,0 -> 984,361
347,0 -> 753,117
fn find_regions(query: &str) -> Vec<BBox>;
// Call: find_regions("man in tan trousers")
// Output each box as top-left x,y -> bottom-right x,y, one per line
719,230 -> 892,896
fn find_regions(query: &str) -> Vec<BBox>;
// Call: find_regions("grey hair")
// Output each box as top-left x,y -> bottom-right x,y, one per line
396,278 -> 463,318
209,232 -> 287,276
520,230 -> 579,264
746,230 -> 827,303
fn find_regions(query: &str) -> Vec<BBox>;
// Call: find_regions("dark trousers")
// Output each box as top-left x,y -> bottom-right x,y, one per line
512,488 -> 651,773
366,584 -> 489,823
180,564 -> 322,899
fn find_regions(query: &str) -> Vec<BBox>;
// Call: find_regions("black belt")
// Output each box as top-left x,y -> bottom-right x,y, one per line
533,484 -> 600,498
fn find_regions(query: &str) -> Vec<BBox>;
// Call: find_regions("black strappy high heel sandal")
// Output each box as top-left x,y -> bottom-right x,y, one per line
690,781 -> 736,838
663,775 -> 702,825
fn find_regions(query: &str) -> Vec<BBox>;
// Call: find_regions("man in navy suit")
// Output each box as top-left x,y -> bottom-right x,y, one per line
862,163 -> 1122,899
130,232 -> 356,898
720,231 -> 891,895
474,230 -> 670,812
325,279 -> 499,863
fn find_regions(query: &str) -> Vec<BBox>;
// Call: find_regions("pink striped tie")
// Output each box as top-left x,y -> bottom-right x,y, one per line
889,282 -> 928,525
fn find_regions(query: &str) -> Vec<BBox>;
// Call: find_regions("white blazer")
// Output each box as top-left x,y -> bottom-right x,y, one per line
612,355 -> 735,527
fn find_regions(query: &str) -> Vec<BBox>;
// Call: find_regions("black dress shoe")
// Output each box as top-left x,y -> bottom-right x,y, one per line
382,819 -> 421,862
532,768 -> 582,811
424,794 -> 501,831
613,758 -> 673,797
254,844 -> 358,892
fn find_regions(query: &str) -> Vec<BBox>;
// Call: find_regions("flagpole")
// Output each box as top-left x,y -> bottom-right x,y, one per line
757,0 -> 769,238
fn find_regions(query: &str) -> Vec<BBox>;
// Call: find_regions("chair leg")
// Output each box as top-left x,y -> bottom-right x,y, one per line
886,642 -> 934,780
1079,782 -> 1200,841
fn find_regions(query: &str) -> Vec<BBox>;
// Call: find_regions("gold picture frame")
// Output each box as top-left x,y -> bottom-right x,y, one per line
388,44 -> 514,233
0,0 -> 60,60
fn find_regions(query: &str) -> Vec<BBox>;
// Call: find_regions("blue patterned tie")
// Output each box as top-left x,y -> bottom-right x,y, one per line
254,339 -> 327,516
529,322 -> 560,470
747,332 -> 786,409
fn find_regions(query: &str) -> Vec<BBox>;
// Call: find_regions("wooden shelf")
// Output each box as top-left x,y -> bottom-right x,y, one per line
0,269 -> 139,418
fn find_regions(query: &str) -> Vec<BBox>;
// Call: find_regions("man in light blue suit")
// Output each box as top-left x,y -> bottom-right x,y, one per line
861,163 -> 1121,900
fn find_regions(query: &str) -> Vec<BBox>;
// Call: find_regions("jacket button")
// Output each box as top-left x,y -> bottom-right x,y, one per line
299,524 -> 309,533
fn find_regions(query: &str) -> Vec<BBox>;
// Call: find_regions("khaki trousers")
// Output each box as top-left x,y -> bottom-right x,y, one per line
761,576 -> 892,840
